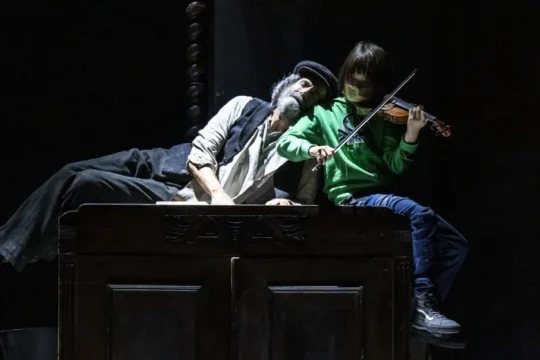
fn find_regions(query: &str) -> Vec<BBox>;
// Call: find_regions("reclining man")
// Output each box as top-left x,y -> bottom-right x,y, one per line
0,61 -> 339,271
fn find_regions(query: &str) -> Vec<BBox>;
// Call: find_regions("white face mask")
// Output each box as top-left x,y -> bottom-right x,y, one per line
343,83 -> 367,104
343,85 -> 373,116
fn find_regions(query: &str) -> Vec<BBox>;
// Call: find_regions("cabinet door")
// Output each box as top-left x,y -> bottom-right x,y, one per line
62,256 -> 230,360
231,258 -> 395,360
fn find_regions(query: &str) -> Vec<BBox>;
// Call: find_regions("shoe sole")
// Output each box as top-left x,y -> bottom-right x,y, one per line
411,329 -> 466,350
412,323 -> 460,335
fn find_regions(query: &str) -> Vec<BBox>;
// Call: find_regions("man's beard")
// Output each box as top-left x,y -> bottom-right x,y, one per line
275,88 -> 304,122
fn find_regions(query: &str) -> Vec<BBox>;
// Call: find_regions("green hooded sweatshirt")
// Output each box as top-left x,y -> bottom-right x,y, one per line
276,97 -> 418,205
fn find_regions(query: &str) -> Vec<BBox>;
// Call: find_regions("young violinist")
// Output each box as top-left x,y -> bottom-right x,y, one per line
276,41 -> 468,337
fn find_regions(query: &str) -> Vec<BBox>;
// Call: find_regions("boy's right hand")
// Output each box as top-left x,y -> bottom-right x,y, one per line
309,146 -> 335,165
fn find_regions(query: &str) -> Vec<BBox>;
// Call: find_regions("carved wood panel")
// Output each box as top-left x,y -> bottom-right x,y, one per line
69,256 -> 230,360
163,214 -> 307,243
108,284 -> 201,360
231,258 -> 396,360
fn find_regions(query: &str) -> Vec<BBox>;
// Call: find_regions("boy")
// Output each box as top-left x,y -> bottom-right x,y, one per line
276,41 -> 468,336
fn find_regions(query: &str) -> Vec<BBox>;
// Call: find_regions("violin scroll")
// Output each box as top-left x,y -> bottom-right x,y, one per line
430,122 -> 451,137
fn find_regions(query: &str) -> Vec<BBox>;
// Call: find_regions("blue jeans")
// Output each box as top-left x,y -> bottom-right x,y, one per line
345,194 -> 468,300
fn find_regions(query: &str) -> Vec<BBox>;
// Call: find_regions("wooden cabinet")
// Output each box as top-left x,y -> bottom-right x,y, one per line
58,204 -> 412,360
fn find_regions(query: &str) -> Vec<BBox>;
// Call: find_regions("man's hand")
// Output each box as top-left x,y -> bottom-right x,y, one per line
404,106 -> 428,143
309,145 -> 335,165
210,188 -> 235,205
266,198 -> 294,206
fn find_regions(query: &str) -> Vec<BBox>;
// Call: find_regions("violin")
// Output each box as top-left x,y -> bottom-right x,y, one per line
379,96 -> 451,137
312,69 -> 449,172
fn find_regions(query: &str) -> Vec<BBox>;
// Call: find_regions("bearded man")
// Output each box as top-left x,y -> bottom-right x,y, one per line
0,61 -> 339,271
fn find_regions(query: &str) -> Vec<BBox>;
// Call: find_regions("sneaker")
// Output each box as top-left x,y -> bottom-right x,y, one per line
412,292 -> 461,335
411,327 -> 466,350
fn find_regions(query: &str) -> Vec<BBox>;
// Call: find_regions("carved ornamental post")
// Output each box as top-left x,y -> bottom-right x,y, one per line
185,1 -> 209,141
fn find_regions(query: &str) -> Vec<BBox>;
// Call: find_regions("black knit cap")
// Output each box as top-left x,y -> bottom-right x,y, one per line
293,60 -> 339,100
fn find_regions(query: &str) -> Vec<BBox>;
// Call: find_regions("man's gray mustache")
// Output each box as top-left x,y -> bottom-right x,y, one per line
289,92 -> 304,104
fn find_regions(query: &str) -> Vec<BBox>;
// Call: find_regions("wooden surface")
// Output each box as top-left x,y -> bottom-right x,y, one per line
58,204 -> 413,360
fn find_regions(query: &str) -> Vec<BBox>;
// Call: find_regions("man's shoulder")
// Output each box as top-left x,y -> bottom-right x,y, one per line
225,95 -> 255,108
214,96 -> 260,121
222,96 -> 272,116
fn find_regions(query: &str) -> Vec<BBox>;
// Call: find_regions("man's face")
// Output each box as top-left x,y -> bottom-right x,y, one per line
343,72 -> 382,108
289,77 -> 328,109
275,76 -> 328,124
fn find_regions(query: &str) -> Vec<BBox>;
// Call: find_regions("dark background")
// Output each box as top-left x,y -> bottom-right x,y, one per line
1,0 -> 539,359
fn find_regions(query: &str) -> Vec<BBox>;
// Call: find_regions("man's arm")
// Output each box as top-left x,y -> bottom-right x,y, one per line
187,163 -> 235,204
187,96 -> 252,203
189,96 -> 252,171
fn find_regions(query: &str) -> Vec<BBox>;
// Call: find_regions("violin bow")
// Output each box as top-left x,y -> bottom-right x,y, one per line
312,68 -> 418,172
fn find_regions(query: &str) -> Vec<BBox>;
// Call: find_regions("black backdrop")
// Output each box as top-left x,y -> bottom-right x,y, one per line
1,1 -> 540,359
